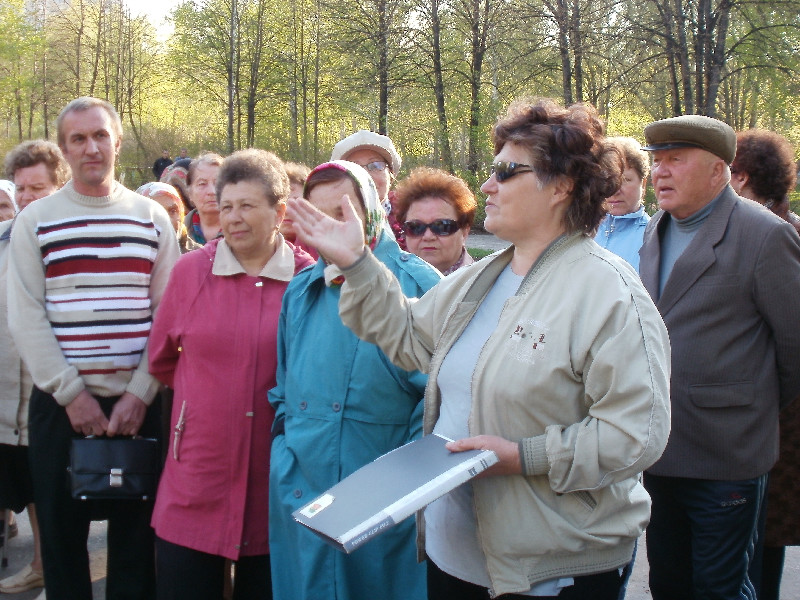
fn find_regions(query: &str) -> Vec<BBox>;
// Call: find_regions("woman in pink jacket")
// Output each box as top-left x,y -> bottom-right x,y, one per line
148,149 -> 314,600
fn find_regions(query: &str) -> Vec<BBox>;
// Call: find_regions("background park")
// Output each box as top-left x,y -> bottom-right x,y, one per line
1,0 -> 800,221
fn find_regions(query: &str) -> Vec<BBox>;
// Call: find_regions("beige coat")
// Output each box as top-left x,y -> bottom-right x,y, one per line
0,219 -> 33,446
339,234 -> 671,597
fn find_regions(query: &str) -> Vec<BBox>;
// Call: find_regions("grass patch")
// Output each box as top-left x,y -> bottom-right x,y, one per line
467,247 -> 495,260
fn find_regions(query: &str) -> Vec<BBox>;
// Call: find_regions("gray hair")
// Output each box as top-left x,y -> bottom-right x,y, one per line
56,97 -> 123,148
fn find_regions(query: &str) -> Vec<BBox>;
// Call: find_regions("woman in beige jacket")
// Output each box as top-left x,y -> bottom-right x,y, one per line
0,140 -> 70,598
287,99 -> 671,599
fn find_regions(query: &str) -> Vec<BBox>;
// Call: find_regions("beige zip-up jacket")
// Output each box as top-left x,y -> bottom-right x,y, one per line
0,219 -> 33,446
339,233 -> 671,597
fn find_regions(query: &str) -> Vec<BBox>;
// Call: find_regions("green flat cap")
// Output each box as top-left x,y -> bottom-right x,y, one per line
642,115 -> 736,163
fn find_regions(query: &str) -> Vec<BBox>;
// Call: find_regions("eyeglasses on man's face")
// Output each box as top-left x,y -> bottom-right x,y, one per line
403,219 -> 461,237
355,160 -> 388,173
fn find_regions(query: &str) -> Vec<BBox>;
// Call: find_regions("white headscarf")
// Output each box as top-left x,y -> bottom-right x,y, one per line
0,180 -> 18,213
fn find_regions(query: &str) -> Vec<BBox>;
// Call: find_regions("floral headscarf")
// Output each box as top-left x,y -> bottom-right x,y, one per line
136,181 -> 183,205
305,160 -> 393,286
0,180 -> 18,213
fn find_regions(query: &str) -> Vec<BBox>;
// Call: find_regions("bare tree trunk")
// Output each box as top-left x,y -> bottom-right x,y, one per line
570,0 -> 583,103
705,0 -> 731,117
377,0 -> 389,135
227,0 -> 238,154
466,0 -> 489,175
673,0 -> 693,113
430,0 -> 454,172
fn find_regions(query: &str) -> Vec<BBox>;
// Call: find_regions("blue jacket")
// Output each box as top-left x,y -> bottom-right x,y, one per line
594,206 -> 650,271
269,233 -> 441,600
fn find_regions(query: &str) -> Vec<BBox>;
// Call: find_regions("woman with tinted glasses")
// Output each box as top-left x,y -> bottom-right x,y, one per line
286,98 -> 670,600
593,137 -> 650,271
394,167 -> 477,274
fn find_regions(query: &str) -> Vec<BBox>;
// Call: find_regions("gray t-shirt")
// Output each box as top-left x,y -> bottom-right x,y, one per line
426,264 -> 573,596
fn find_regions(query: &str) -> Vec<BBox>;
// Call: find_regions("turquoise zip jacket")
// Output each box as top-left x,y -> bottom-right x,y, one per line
268,232 -> 441,600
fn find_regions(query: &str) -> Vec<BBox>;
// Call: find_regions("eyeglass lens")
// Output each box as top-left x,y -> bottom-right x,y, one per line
403,219 -> 460,237
491,161 -> 534,182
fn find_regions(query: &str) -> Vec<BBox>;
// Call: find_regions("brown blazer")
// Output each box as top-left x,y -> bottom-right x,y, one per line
639,186 -> 800,480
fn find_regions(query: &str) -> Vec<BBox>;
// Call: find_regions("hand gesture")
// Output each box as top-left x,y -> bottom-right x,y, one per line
287,195 -> 366,267
66,390 -> 109,436
107,392 -> 147,437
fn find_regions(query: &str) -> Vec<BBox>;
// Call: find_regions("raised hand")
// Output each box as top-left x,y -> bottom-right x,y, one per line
287,195 -> 366,268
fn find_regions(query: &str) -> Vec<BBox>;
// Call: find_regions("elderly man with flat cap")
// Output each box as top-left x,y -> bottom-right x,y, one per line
638,115 -> 800,600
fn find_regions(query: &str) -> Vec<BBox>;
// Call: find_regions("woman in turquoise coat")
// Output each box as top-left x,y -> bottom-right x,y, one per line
269,161 -> 441,600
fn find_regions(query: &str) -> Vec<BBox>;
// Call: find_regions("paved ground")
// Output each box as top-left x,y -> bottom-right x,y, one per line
467,230 -> 510,252
2,510 -> 798,598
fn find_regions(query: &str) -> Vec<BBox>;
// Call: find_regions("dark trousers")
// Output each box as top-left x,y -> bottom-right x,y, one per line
28,387 -> 160,600
644,472 -> 766,600
427,557 -> 622,600
155,537 -> 271,600
759,546 -> 786,600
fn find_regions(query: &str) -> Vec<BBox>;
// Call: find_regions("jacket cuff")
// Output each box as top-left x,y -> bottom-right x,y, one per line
126,371 -> 159,406
519,434 -> 549,476
54,377 -> 87,407
340,249 -> 379,286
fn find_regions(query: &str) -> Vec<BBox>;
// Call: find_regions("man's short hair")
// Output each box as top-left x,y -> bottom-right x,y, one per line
4,140 -> 71,187
56,97 -> 123,148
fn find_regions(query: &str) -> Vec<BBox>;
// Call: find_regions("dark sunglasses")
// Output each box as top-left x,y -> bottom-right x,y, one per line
491,161 -> 535,182
403,219 -> 461,237
358,160 -> 388,172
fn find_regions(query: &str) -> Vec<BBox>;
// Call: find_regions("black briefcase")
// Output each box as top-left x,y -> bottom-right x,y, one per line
68,436 -> 160,501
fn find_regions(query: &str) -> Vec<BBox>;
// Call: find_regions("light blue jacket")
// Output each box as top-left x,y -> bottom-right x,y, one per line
269,233 -> 441,600
594,206 -> 650,272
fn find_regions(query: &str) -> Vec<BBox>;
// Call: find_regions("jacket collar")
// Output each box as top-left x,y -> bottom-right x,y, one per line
461,233 -> 583,303
210,234 -> 296,281
641,186 -> 736,314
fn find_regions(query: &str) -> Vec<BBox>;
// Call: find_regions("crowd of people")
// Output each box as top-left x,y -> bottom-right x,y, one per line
0,93 -> 797,600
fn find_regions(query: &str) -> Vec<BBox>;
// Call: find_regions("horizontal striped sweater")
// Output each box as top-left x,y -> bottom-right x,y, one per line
7,180 -> 180,406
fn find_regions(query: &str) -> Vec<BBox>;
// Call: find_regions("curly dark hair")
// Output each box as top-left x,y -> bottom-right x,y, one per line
491,98 -> 623,235
731,130 -> 797,203
394,167 -> 476,227
4,139 -> 71,187
216,149 -> 289,206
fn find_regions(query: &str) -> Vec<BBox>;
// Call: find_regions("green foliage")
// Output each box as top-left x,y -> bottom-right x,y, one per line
1,0 -> 800,181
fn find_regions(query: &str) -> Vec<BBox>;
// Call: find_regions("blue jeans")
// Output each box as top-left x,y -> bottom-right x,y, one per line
644,473 -> 767,600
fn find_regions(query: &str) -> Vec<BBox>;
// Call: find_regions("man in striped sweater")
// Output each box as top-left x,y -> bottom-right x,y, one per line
7,97 -> 180,600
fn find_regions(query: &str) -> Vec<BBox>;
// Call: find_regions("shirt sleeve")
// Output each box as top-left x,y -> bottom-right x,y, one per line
7,210 -> 86,405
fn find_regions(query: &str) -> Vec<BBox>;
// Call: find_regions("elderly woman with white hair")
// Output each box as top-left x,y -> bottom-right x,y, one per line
136,182 -> 201,254
0,181 -> 17,221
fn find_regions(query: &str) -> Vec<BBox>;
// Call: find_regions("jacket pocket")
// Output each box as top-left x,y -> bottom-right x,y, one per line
172,400 -> 187,461
689,382 -> 754,408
